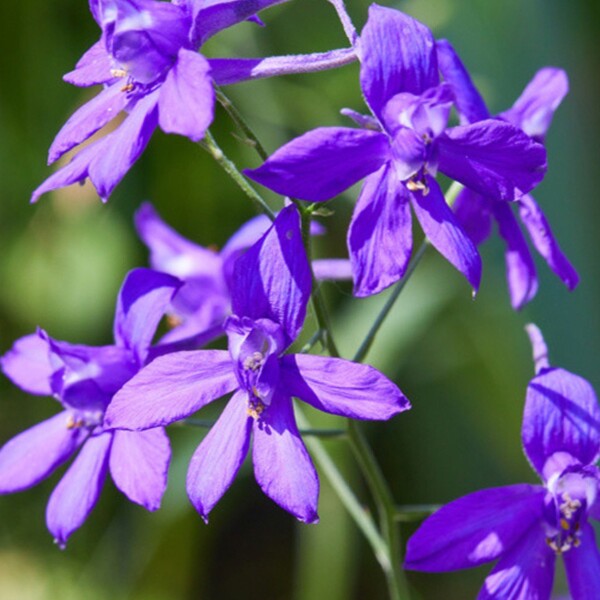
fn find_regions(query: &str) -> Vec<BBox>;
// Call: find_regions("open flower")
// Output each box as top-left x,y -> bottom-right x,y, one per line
0,268 -> 180,546
405,324 -> 600,599
105,205 -> 410,522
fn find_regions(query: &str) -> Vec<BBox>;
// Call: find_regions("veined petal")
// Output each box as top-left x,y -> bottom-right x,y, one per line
158,49 -> 214,142
220,214 -> 272,275
282,354 -> 410,420
1,333 -> 53,396
348,164 -> 413,297
563,523 -> 600,600
410,177 -> 481,291
186,391 -> 252,521
311,259 -> 353,281
523,367 -> 600,479
405,484 -> 546,571
109,428 -> 170,511
438,120 -> 547,201
0,412 -> 87,493
359,5 -> 437,121
63,41 -> 114,88
478,521 -> 555,600
452,188 -> 493,246
245,127 -> 389,202
252,393 -> 319,523
46,432 -> 112,547
105,350 -> 237,430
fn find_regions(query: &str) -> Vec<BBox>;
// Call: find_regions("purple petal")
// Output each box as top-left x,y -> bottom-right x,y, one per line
359,5 -> 437,121
348,165 -> 413,297
252,393 -> 319,523
113,268 -> 181,362
563,523 -> 600,600
282,354 -> 410,420
0,412 -> 87,493
46,432 -> 112,547
340,108 -> 381,130
411,177 -> 481,291
436,39 -> 490,124
245,127 -> 389,202
405,484 -> 546,571
186,391 -> 252,521
109,428 -> 170,510
518,194 -> 579,290
158,49 -> 214,142
500,68 -> 569,141
220,214 -> 271,267
48,82 -> 127,164
63,41 -> 114,88
1,333 -> 53,396
452,188 -> 493,246
525,323 -> 550,374
438,120 -> 547,201
311,259 -> 353,281
105,350 -> 237,430
231,205 -> 311,345
523,367 -> 600,480
478,521 -> 555,600
492,201 -> 538,310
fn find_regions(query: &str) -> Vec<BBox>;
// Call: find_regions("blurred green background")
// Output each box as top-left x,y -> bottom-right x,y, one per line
1,0 -> 599,598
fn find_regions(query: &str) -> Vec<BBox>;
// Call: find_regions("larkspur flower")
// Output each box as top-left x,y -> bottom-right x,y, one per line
0,268 -> 179,546
437,40 -> 578,309
404,324 -> 600,600
105,205 -> 410,522
245,5 -> 548,297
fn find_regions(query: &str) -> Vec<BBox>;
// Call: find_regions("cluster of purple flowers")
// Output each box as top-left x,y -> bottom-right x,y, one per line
2,1 -> 597,598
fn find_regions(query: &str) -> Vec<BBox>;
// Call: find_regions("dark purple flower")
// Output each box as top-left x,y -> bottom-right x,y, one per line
245,5 -> 547,297
405,324 -> 600,599
0,268 -> 180,546
437,40 -> 578,309
105,205 -> 410,522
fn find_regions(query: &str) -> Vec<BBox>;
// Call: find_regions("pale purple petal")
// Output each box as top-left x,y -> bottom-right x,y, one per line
282,354 -> 410,420
348,164 -> 413,297
0,412 -> 87,493
1,333 -> 53,396
478,521 -> 555,600
186,391 -> 252,521
46,432 -> 112,547
109,428 -> 170,510
231,205 -> 311,345
63,41 -> 114,87
523,367 -> 600,479
563,523 -> 600,600
438,120 -> 547,201
525,323 -> 550,374
245,127 -> 389,202
452,188 -> 493,246
252,393 -> 319,523
405,484 -> 546,571
311,259 -> 353,281
220,214 -> 271,266
410,177 -> 481,291
340,108 -> 381,130
105,350 -> 237,430
158,49 -> 214,142
518,194 -> 579,290
359,5 -> 437,121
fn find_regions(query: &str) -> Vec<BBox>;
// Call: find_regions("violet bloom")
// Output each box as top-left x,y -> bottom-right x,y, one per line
437,40 -> 578,309
246,5 -> 547,297
0,268 -> 179,546
105,205 -> 409,522
405,324 -> 600,599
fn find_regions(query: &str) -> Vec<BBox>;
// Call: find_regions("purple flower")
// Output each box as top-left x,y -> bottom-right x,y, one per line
136,202 -> 352,346
405,324 -> 600,599
0,268 -> 180,546
245,5 -> 547,297
437,40 -> 578,309
105,205 -> 410,522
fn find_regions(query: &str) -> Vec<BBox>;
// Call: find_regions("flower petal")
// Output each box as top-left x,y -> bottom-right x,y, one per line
63,41 -> 114,88
186,391 -> 252,521
1,333 -> 53,396
411,177 -> 481,291
109,428 -> 170,511
0,412 -> 87,493
311,259 -> 353,281
105,350 -> 237,430
282,354 -> 410,420
348,164 -> 413,297
252,393 -> 319,523
452,188 -> 493,246
563,523 -> 600,600
46,432 -> 112,547
405,484 -> 546,571
438,120 -> 547,201
245,127 -> 389,202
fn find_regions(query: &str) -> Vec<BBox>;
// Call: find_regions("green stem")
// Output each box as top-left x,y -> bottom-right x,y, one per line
394,505 -> 441,522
